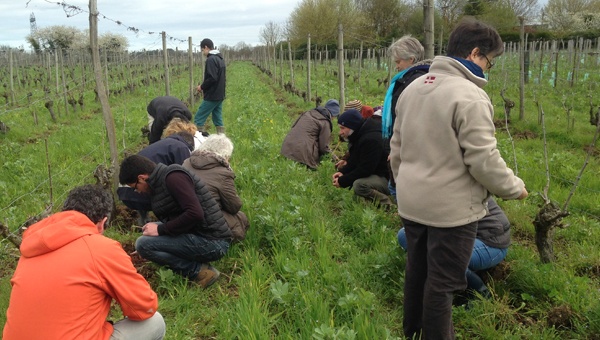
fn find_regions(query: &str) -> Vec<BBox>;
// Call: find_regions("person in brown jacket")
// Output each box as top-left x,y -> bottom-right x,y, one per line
183,134 -> 249,242
280,99 -> 340,169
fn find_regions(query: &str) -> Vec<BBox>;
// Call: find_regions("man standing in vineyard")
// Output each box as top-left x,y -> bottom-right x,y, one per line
195,38 -> 227,135
390,18 -> 528,339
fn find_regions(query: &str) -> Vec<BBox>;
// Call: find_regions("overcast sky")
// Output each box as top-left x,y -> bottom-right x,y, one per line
0,0 -> 300,51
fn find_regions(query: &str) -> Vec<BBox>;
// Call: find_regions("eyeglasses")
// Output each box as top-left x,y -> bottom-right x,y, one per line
482,54 -> 495,70
132,178 -> 141,192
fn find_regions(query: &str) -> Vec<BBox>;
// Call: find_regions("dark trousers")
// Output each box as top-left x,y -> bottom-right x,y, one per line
402,218 -> 477,340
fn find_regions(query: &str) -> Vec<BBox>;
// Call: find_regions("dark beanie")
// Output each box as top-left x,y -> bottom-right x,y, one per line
338,109 -> 363,130
324,99 -> 340,117
200,38 -> 214,49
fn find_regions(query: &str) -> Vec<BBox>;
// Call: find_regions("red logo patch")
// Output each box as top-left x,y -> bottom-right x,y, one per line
424,76 -> 436,84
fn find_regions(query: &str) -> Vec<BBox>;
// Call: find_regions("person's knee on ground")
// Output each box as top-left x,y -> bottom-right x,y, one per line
111,311 -> 166,340
352,179 -> 372,198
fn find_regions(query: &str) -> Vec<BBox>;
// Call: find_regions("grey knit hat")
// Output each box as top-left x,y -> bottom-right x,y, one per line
324,99 -> 340,117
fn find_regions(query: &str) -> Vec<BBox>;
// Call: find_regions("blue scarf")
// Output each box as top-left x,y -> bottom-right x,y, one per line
382,68 -> 409,139
450,57 -> 485,79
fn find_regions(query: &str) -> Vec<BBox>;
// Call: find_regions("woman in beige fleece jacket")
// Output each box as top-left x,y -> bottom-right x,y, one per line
389,18 -> 528,340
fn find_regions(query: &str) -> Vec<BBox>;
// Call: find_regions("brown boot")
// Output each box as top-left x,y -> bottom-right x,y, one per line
196,264 -> 220,288
216,126 -> 226,135
197,125 -> 206,133
369,189 -> 393,207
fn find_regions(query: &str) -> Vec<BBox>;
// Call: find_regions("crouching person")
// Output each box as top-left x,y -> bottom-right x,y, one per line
3,184 -> 165,340
119,155 -> 232,288
183,134 -> 250,242
280,99 -> 340,169
332,109 -> 391,208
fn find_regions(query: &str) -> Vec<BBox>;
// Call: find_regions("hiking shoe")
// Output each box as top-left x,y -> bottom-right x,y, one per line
196,264 -> 220,288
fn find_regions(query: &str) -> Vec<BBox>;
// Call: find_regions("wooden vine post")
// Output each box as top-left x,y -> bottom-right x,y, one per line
337,24 -> 345,110
89,0 -> 119,192
306,33 -> 311,103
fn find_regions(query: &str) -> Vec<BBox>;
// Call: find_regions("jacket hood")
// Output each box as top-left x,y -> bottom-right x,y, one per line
189,150 -> 230,171
314,107 -> 333,120
208,51 -> 223,60
348,117 -> 380,142
19,211 -> 98,258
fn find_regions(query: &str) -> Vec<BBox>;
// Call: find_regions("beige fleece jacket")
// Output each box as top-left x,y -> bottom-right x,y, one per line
389,56 -> 525,227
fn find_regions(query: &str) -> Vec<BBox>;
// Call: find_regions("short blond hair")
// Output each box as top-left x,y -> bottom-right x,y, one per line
162,118 -> 198,138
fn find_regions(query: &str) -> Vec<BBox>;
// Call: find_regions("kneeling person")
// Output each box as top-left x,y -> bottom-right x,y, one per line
3,184 -> 165,340
119,155 -> 232,288
332,109 -> 391,206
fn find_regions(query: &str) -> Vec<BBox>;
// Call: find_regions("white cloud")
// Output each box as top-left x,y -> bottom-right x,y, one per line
0,0 -> 299,51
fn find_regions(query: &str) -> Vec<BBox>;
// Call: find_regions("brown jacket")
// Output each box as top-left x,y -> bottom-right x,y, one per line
183,151 -> 249,242
280,107 -> 332,169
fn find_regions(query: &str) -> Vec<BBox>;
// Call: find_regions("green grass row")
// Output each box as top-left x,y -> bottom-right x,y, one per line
2,60 -> 600,338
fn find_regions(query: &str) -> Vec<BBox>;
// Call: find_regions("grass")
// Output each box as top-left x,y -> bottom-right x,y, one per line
1,51 -> 600,338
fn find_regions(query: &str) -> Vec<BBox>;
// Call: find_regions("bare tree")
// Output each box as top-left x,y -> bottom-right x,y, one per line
260,21 -> 282,76
436,0 -> 468,27
502,0 -> 540,19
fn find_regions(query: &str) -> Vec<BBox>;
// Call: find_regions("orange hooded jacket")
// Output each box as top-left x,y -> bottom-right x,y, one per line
3,211 -> 158,340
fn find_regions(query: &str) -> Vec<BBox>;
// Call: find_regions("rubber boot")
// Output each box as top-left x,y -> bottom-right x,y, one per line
216,126 -> 226,135
197,125 -> 206,133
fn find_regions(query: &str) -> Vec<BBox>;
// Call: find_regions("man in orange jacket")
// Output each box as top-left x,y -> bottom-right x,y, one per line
2,185 -> 165,340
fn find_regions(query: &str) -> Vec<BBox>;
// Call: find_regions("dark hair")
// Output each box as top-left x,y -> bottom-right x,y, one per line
446,18 -> 504,59
200,38 -> 214,50
62,184 -> 113,223
119,155 -> 156,185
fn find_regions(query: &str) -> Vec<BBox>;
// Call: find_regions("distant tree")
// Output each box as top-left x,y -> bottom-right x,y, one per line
543,0 -> 600,32
288,0 -> 363,46
98,32 -> 129,52
27,25 -> 86,52
437,0 -> 468,27
464,0 -> 486,16
478,2 -> 520,31
234,41 -> 253,59
353,0 -> 405,40
26,25 -> 128,53
502,0 -> 540,19
260,21 -> 282,49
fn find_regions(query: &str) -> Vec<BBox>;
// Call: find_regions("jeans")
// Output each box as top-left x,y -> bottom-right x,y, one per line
194,100 -> 224,127
387,180 -> 397,203
397,228 -> 508,291
136,233 -> 230,280
402,218 -> 477,340
111,312 -> 166,340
